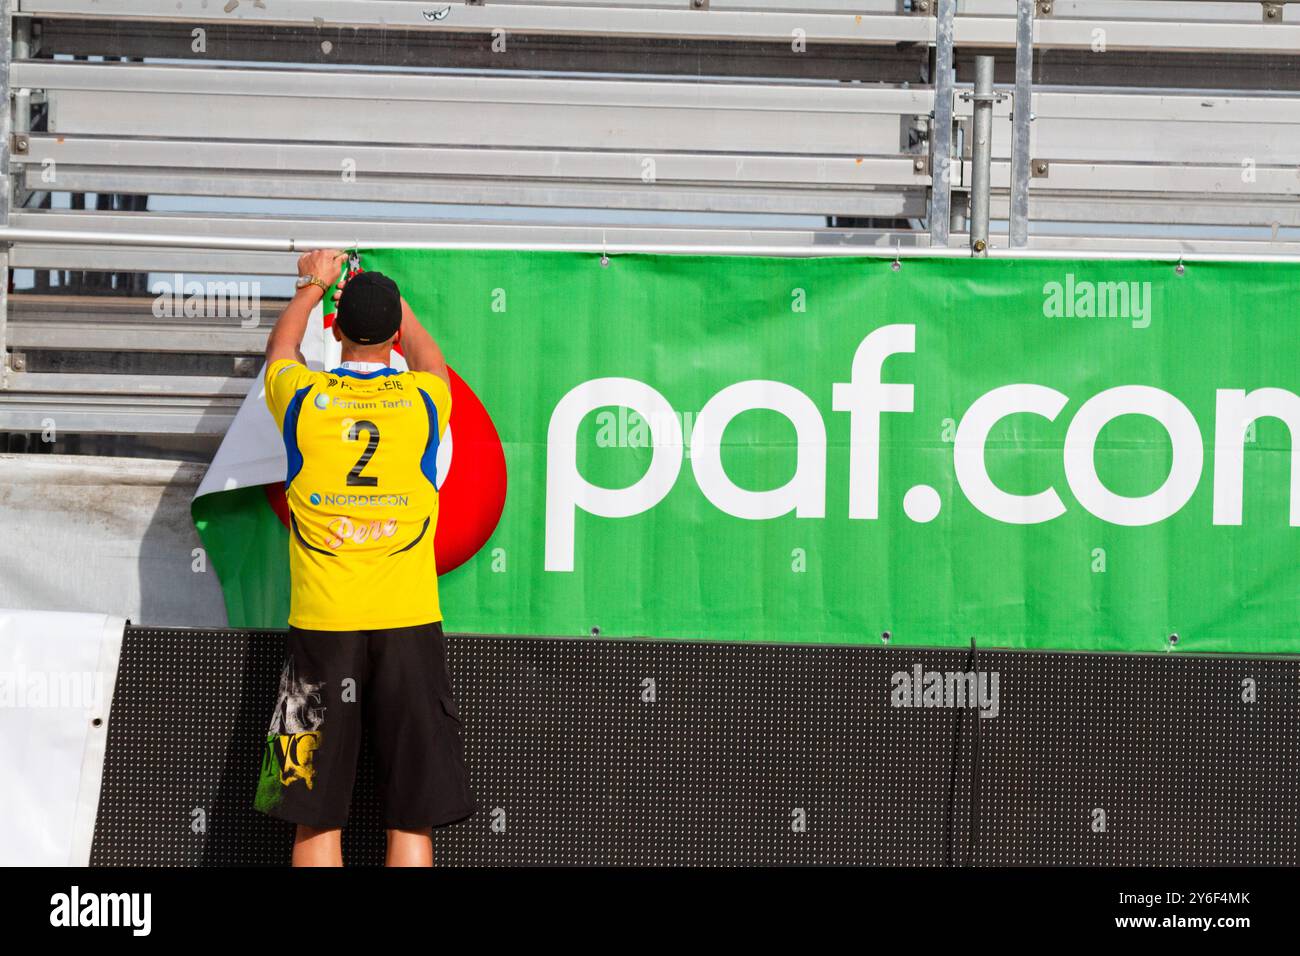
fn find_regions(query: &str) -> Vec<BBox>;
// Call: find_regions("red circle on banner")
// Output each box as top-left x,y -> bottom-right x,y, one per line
433,367 -> 508,572
264,366 -> 507,575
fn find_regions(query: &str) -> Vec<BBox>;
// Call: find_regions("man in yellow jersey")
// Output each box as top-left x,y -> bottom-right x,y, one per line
254,248 -> 475,867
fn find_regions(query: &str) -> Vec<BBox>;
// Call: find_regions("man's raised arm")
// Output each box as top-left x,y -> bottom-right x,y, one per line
398,296 -> 450,388
265,249 -> 347,366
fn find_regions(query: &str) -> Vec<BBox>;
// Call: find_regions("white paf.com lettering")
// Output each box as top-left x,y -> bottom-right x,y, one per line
545,324 -> 1299,571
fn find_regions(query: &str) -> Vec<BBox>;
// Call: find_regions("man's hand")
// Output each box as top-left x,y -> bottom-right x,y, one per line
265,248 -> 348,366
330,269 -> 352,309
297,249 -> 347,290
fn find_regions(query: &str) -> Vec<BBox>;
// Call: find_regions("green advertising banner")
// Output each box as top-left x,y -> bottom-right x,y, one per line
194,251 -> 1300,654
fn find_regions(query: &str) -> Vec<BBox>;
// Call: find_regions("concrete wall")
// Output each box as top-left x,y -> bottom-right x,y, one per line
0,454 -> 227,627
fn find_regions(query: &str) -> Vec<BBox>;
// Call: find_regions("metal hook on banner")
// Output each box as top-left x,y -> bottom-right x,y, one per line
600,230 -> 610,268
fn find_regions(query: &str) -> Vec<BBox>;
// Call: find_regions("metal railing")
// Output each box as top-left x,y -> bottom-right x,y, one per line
0,0 -> 1297,439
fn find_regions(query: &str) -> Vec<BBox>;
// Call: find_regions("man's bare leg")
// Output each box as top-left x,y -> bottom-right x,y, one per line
292,825 -> 343,867
386,828 -> 434,867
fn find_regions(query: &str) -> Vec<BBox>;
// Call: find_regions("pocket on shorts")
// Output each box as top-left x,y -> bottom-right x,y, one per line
438,694 -> 463,727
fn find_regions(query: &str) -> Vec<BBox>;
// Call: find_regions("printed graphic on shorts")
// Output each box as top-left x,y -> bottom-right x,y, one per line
267,656 -> 326,735
255,658 -> 326,813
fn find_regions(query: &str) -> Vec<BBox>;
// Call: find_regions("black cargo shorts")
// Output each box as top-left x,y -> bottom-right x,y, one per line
254,620 -> 477,830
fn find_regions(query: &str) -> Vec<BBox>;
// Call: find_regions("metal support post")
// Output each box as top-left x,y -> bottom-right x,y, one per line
969,56 -> 996,257
928,0 -> 956,248
1009,0 -> 1034,248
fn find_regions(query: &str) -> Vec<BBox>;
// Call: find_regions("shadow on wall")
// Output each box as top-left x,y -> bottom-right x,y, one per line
138,459 -> 229,628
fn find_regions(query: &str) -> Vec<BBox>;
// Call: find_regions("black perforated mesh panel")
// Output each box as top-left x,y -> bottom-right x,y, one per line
89,628 -> 1299,866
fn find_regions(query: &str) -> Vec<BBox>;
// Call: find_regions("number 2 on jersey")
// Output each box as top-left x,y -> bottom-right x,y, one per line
346,419 -> 380,487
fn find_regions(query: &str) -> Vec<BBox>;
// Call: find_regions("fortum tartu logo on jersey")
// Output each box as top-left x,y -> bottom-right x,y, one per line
267,366 -> 507,574
545,323 -> 1299,571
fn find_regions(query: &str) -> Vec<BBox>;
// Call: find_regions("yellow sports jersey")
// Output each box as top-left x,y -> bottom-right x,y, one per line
264,358 -> 452,630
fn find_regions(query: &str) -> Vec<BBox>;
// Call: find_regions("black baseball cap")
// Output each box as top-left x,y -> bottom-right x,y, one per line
335,271 -> 402,345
